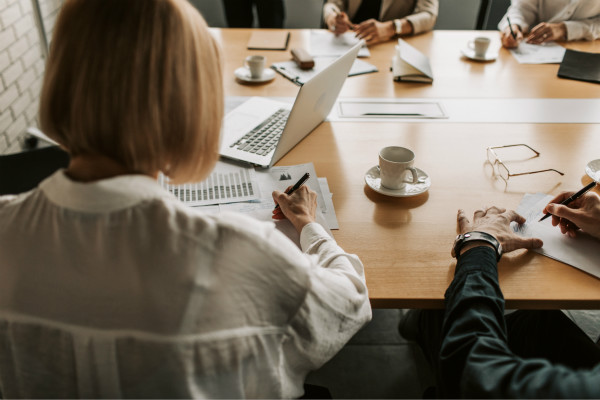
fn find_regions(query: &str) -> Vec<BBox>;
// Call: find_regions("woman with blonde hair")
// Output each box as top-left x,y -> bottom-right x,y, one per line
0,0 -> 371,397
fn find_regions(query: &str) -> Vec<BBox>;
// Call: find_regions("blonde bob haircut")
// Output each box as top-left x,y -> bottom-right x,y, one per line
40,0 -> 223,184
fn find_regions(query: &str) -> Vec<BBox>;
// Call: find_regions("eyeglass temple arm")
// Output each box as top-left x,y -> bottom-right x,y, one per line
488,144 -> 541,156
508,168 -> 565,177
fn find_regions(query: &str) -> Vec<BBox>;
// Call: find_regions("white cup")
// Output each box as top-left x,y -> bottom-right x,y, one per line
379,146 -> 419,190
468,37 -> 490,58
245,55 -> 265,79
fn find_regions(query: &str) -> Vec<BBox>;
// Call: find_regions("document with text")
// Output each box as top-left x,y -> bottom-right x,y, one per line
510,42 -> 566,64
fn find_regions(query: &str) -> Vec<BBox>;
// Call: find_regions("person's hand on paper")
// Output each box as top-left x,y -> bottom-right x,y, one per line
272,185 -> 317,233
526,22 -> 567,44
544,191 -> 600,239
354,19 -> 395,45
326,11 -> 354,35
500,25 -> 523,48
453,207 -> 543,256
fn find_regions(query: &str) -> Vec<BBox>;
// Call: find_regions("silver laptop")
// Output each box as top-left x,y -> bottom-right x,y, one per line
220,41 -> 362,168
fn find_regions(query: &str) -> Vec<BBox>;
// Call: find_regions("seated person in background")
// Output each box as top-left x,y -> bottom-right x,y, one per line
323,0 -> 438,45
408,193 -> 600,398
222,0 -> 285,28
0,0 -> 371,398
498,0 -> 600,48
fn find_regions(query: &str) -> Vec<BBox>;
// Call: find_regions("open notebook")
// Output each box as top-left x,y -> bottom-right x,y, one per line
392,39 -> 433,83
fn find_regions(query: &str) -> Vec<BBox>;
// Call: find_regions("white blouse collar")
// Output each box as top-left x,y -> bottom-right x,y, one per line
40,170 -> 175,213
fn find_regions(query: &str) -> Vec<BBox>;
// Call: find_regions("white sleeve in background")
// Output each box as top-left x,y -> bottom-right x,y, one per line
405,0 -> 438,34
498,0 -> 538,32
564,16 -> 600,41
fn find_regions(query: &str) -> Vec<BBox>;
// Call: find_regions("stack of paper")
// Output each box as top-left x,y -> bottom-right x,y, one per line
163,160 -> 339,248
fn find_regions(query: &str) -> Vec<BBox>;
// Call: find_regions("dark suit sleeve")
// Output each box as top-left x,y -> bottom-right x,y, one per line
440,246 -> 600,398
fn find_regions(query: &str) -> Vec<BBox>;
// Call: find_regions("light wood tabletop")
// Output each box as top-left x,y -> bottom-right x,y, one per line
213,29 -> 600,309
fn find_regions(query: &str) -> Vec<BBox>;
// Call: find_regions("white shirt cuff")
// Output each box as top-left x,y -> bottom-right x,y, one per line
299,222 -> 330,252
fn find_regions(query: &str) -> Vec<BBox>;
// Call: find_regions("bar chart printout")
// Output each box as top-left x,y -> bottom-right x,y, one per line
158,161 -> 260,206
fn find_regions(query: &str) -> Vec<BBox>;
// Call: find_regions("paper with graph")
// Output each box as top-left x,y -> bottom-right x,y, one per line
158,161 -> 259,206
514,193 -> 600,279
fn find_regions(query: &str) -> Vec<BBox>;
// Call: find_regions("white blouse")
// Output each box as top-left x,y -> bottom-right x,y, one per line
498,0 -> 600,41
0,170 -> 371,398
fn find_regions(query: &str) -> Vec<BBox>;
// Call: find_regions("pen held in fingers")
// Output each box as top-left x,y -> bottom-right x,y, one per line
539,181 -> 596,222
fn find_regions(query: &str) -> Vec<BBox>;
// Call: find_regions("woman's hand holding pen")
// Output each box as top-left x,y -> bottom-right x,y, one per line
544,191 -> 600,239
326,11 -> 354,35
501,25 -> 523,48
272,186 -> 317,233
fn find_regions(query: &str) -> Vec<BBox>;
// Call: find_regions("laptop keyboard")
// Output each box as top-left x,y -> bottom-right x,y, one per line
230,108 -> 290,156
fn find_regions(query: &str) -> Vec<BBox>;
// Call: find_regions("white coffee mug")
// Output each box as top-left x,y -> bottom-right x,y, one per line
468,37 -> 490,58
245,55 -> 265,79
379,146 -> 419,190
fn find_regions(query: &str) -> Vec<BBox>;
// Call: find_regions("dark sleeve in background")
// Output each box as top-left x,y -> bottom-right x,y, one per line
440,246 -> 600,399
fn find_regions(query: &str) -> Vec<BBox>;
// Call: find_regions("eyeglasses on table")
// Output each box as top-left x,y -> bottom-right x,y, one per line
486,144 -> 564,182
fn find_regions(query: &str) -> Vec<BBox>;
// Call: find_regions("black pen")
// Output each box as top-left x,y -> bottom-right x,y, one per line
507,17 -> 517,40
274,172 -> 310,210
539,181 -> 596,222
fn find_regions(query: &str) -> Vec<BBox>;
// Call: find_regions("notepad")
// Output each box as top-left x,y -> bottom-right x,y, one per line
392,39 -> 433,83
247,30 -> 290,50
558,49 -> 600,84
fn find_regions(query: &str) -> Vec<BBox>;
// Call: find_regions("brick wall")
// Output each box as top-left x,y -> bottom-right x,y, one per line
0,0 -> 62,154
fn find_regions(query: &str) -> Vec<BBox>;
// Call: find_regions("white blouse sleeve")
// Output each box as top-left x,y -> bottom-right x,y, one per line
498,0 -> 538,32
279,222 -> 372,393
564,16 -> 600,41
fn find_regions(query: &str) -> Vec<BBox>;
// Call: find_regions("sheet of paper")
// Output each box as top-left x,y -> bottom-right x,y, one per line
309,30 -> 370,58
255,163 -> 327,213
318,177 -> 339,229
220,201 -> 332,248
158,161 -> 260,206
514,193 -> 600,279
509,42 -> 566,64
272,57 -> 377,85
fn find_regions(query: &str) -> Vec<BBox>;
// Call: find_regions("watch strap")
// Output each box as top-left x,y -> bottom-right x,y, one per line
453,231 -> 502,261
394,19 -> 402,35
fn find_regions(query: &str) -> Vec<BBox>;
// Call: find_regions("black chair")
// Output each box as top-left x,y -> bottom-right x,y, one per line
0,146 -> 70,195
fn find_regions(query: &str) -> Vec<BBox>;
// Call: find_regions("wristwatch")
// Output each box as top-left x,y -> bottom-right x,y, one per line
393,19 -> 402,35
452,231 -> 502,261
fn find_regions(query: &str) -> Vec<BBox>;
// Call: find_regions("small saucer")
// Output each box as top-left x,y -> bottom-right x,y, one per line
364,166 -> 431,197
234,67 -> 276,83
460,48 -> 498,62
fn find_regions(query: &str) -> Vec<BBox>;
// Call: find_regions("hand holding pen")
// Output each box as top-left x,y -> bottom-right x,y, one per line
327,11 -> 354,35
272,173 -> 317,233
501,17 -> 523,49
541,188 -> 600,240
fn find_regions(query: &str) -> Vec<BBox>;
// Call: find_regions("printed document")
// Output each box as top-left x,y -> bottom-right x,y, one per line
158,161 -> 259,206
514,193 -> 600,279
220,163 -> 337,247
510,42 -> 566,64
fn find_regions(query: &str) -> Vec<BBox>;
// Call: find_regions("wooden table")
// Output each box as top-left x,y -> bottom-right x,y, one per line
213,29 -> 600,309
